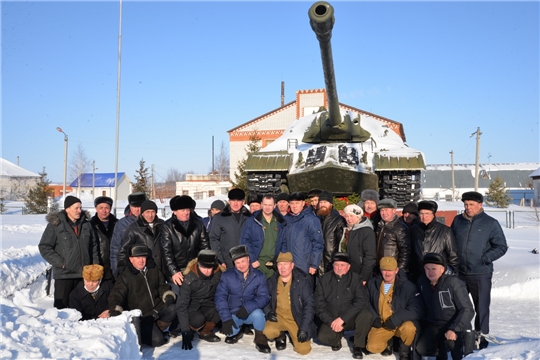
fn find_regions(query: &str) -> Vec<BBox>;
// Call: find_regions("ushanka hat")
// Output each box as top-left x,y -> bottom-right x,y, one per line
64,195 -> 81,209
128,192 -> 147,206
423,253 -> 446,267
94,196 -> 113,208
318,190 -> 334,204
247,192 -> 263,205
129,245 -> 149,257
170,195 -> 195,211
276,193 -> 290,202
82,264 -> 104,281
461,191 -> 484,203
289,192 -> 307,201
228,188 -> 245,201
198,250 -> 217,269
229,245 -> 249,262
418,200 -> 438,214
332,252 -> 350,264
360,189 -> 379,203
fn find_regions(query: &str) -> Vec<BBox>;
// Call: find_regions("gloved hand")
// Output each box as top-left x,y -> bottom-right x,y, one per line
297,330 -> 309,343
109,309 -> 122,317
372,317 -> 382,328
164,294 -> 175,306
182,331 -> 194,350
221,319 -> 238,336
267,311 -> 278,322
382,318 -> 397,330
236,306 -> 249,320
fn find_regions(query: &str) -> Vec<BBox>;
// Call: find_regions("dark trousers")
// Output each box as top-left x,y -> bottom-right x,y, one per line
459,272 -> 492,334
54,278 -> 81,309
318,308 -> 372,348
141,304 -> 177,347
416,323 -> 463,360
189,306 -> 220,329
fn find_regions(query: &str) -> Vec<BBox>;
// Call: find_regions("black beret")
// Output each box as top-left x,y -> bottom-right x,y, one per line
94,196 -> 113,208
276,193 -> 290,202
289,192 -> 307,201
228,188 -> 245,201
171,195 -> 195,211
128,192 -> 147,206
140,200 -> 157,214
64,195 -> 81,209
418,200 -> 438,214
332,252 -> 350,264
461,191 -> 484,203
423,252 -> 446,267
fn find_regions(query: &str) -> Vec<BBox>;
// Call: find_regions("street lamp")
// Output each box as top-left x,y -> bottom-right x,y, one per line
56,127 -> 68,200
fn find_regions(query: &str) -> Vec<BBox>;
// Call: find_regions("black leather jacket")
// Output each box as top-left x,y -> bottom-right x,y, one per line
319,209 -> 346,275
375,215 -> 411,271
118,216 -> 164,274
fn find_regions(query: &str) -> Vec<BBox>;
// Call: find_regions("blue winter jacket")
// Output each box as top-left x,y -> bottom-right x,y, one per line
279,206 -> 324,274
239,209 -> 287,262
109,214 -> 137,276
214,266 -> 270,322
451,210 -> 507,275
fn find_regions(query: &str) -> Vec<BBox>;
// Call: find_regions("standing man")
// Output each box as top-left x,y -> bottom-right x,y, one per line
161,195 -> 209,291
108,245 -> 177,347
39,195 -> 99,309
275,193 -> 290,217
209,188 -> 251,270
315,253 -> 372,359
410,200 -> 459,282
358,189 -> 381,229
416,253 -> 474,359
110,192 -> 146,276
247,192 -> 263,213
365,257 -> 424,360
202,199 -> 226,231
307,188 -> 322,215
90,196 -> 117,280
263,252 -> 316,355
280,192 -> 324,276
214,245 -> 270,352
240,195 -> 287,279
401,202 -> 419,229
375,198 -> 411,273
317,190 -> 346,275
451,191 -> 507,349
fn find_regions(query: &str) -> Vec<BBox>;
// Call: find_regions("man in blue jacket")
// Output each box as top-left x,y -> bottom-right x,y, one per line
451,191 -> 507,349
215,245 -> 271,353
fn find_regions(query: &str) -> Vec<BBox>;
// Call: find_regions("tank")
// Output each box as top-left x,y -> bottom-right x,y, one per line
245,1 -> 425,206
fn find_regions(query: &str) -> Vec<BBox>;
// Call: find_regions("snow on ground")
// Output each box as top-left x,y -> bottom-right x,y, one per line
1,201 -> 539,359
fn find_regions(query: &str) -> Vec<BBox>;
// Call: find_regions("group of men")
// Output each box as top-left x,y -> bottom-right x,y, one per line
38,186 -> 507,359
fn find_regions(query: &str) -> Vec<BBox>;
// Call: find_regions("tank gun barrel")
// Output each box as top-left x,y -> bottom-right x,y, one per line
308,1 -> 341,126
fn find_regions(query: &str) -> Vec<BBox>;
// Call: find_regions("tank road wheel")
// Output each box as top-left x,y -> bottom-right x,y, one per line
378,171 -> 421,207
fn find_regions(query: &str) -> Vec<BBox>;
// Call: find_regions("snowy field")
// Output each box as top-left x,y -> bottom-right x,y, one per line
1,199 -> 539,359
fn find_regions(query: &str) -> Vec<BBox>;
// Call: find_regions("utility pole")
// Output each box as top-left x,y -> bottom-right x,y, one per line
470,127 -> 482,192
151,164 -> 155,199
113,0 -> 123,216
450,150 -> 455,201
92,160 -> 96,198
212,135 -> 215,175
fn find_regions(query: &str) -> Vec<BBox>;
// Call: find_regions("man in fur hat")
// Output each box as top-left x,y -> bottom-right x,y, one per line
109,245 -> 176,347
39,195 -> 99,309
307,188 -> 322,215
247,192 -> 263,213
90,196 -> 117,280
69,264 -> 113,320
176,250 -> 224,350
358,189 -> 382,230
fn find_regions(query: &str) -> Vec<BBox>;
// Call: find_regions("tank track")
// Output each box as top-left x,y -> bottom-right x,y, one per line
247,172 -> 287,195
377,170 -> 422,208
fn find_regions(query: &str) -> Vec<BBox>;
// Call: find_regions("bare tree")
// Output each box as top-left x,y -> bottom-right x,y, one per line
165,168 -> 186,183
211,141 -> 230,181
69,143 -> 90,196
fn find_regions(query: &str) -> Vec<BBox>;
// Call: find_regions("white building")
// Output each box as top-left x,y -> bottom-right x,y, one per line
530,167 -> 540,206
69,172 -> 132,201
176,174 -> 231,200
0,158 -> 40,200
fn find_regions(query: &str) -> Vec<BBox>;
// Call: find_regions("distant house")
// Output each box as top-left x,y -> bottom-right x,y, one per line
530,167 -> 540,206
422,163 -> 538,205
0,158 -> 40,200
176,174 -> 231,200
69,172 -> 132,201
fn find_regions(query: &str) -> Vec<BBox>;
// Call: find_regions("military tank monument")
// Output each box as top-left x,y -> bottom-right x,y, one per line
245,1 -> 425,206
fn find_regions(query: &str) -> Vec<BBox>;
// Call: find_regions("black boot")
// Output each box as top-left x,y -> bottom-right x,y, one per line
225,331 -> 243,344
353,346 -> 364,359
254,330 -> 271,353
398,338 -> 410,360
199,322 -> 221,342
242,324 -> 254,335
381,338 -> 393,356
275,332 -> 286,351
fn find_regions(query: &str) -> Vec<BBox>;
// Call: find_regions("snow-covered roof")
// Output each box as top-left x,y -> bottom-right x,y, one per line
69,172 -> 125,187
530,167 -> 540,178
0,158 -> 40,177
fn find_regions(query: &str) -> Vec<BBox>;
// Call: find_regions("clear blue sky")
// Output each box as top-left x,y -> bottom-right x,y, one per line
2,1 -> 538,183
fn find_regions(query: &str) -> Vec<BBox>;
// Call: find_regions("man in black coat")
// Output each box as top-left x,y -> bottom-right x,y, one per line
365,257 -> 424,359
162,195 -> 209,290
176,250 -> 224,350
108,245 -> 176,347
69,264 -> 113,320
415,253 -> 474,360
410,201 -> 459,282
263,252 -> 316,355
315,252 -> 372,359
90,196 -> 117,280
39,196 -> 99,309
317,190 -> 346,276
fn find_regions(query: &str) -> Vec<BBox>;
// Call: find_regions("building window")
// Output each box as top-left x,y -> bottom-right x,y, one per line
209,190 -> 215,197
194,191 -> 203,200
182,190 -> 189,195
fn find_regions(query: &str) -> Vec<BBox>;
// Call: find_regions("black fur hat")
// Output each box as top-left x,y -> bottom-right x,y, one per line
247,192 -> 263,205
229,245 -> 249,262
418,200 -> 438,214
129,245 -> 149,257
307,188 -> 322,198
289,192 -> 307,201
276,193 -> 290,202
228,188 -> 245,201
128,192 -> 147,206
402,202 -> 418,215
332,252 -> 350,264
198,250 -> 217,269
461,191 -> 484,203
423,252 -> 446,268
170,195 -> 195,211
94,196 -> 113,208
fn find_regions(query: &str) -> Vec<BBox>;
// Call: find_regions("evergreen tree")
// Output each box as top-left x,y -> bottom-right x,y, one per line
0,191 -> 5,214
24,167 -> 53,214
485,175 -> 512,208
231,132 -> 261,191
133,158 -> 151,198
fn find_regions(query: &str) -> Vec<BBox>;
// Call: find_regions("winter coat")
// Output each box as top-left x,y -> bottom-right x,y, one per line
239,209 -> 287,262
315,270 -> 370,326
117,216 -> 164,275
375,215 -> 412,271
366,272 -> 424,328
340,218 -> 377,283
279,206 -> 324,274
176,258 -> 224,332
214,266 -> 270,323
39,210 -> 99,280
451,210 -> 508,276
69,279 -> 114,320
365,210 -> 382,232
90,214 -> 118,280
110,214 -> 137,276
264,268 -> 316,340
209,205 -> 251,269
410,219 -> 459,281
319,209 -> 347,275
161,213 -> 210,282
417,273 -> 474,332
107,257 -> 174,317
